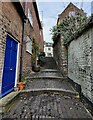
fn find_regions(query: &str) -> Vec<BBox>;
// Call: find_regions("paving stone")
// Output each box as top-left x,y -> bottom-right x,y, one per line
2,61 -> 93,119
3,93 -> 93,119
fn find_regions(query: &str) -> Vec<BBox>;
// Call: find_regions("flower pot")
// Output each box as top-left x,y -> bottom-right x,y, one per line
17,82 -> 26,90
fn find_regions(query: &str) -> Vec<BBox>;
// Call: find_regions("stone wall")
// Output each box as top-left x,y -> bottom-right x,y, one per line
68,27 -> 93,103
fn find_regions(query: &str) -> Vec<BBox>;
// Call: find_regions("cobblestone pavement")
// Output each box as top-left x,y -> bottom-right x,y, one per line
2,58 -> 93,119
3,93 -> 93,119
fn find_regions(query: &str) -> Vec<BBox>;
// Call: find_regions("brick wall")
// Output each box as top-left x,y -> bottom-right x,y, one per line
53,35 -> 68,77
0,2 -> 22,85
68,28 -> 93,103
29,2 -> 44,52
58,3 -> 84,24
92,27 -> 93,102
54,3 -> 83,77
22,19 -> 33,76
22,2 -> 44,76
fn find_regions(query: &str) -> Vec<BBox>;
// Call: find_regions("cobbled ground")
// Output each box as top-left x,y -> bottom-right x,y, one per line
3,93 -> 93,119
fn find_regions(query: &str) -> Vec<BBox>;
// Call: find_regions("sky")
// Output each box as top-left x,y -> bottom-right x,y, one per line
36,1 -> 92,43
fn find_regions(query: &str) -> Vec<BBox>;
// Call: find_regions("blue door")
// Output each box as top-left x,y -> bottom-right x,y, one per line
1,35 -> 18,97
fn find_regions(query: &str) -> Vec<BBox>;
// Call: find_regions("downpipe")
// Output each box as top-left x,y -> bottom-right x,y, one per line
19,17 -> 26,82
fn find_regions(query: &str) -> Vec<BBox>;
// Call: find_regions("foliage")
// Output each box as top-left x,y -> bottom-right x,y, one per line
51,14 -> 88,46
21,75 -> 26,82
31,38 -> 39,64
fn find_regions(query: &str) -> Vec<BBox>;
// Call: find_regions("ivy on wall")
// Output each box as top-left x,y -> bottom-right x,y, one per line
51,14 -> 88,47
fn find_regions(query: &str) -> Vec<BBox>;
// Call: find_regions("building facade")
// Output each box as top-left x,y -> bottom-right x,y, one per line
53,2 -> 93,110
68,15 -> 93,107
22,2 -> 44,76
0,1 -> 44,97
44,42 -> 53,57
53,2 -> 84,77
0,2 -> 26,97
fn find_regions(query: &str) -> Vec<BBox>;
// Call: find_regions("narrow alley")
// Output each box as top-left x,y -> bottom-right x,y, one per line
0,1 -> 93,120
2,57 -> 93,119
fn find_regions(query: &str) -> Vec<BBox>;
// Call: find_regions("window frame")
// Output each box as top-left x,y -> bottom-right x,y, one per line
26,36 -> 32,55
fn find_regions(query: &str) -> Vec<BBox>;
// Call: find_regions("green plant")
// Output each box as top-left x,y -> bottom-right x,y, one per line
21,75 -> 26,82
51,14 -> 88,46
31,38 -> 39,66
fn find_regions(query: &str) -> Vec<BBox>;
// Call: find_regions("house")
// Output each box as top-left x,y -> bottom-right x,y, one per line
22,2 -> 44,76
57,2 -> 84,25
53,2 -> 84,77
0,1 -> 44,97
0,2 -> 26,97
44,41 -> 53,57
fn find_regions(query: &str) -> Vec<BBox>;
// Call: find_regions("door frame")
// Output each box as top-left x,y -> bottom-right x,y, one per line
1,34 -> 19,94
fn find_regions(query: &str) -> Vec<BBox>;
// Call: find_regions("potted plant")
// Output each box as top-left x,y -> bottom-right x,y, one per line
31,38 -> 40,72
17,76 -> 26,90
17,82 -> 26,90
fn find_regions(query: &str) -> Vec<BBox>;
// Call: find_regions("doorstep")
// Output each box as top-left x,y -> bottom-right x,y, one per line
0,90 -> 21,113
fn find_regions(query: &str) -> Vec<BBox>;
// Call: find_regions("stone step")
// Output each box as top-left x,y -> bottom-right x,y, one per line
22,88 -> 79,98
41,69 -> 59,72
26,76 -> 63,80
43,57 -> 58,69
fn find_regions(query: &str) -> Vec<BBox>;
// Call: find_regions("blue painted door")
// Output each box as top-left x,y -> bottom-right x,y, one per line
1,35 -> 18,97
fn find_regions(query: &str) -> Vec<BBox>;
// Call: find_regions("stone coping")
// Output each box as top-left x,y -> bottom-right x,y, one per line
22,88 -> 79,97
0,91 -> 21,107
26,76 -> 63,79
41,69 -> 59,72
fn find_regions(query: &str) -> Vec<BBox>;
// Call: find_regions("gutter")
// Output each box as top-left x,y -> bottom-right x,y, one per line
13,1 -> 26,20
33,2 -> 42,29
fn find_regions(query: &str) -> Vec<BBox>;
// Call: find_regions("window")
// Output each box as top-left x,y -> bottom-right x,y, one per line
40,31 -> 42,36
48,48 -> 51,51
28,8 -> 33,25
26,36 -> 32,54
47,53 -> 52,57
69,11 -> 75,16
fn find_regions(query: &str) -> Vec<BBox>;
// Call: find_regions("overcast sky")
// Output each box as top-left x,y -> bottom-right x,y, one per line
37,1 -> 92,43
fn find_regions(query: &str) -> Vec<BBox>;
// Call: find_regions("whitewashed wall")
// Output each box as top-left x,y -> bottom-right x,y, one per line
68,28 -> 93,103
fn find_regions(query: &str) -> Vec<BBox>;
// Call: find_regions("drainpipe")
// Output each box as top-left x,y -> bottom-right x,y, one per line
19,3 -> 26,82
19,18 -> 25,82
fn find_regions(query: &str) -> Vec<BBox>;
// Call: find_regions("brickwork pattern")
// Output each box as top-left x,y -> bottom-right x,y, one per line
68,28 -> 93,103
22,2 -> 44,76
28,2 -> 44,52
0,2 -> 22,85
53,36 -> 67,77
22,19 -> 33,76
53,3 -> 84,78
58,3 -> 84,24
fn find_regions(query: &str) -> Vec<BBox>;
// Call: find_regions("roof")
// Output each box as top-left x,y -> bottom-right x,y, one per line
33,2 -> 42,29
59,2 -> 83,16
57,2 -> 84,24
